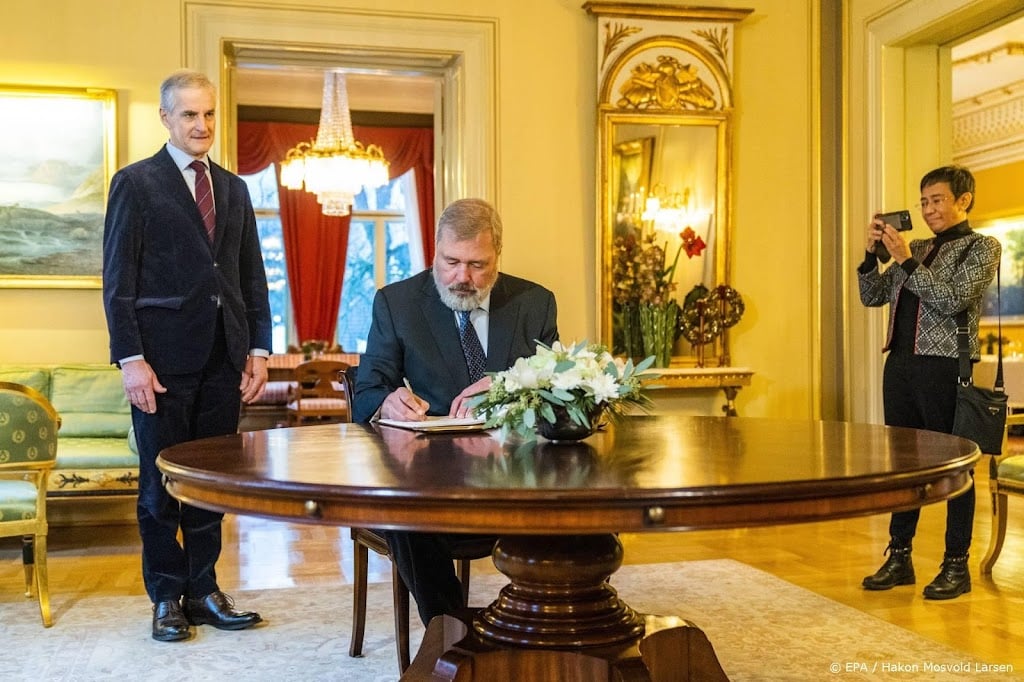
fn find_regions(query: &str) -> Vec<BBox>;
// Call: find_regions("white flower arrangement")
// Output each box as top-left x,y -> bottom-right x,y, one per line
469,340 -> 654,440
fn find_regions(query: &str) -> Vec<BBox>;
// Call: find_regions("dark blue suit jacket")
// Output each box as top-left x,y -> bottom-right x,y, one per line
102,147 -> 271,375
354,270 -> 558,421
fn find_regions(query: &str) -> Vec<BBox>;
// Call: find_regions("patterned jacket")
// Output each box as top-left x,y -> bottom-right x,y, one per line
858,232 -> 1000,358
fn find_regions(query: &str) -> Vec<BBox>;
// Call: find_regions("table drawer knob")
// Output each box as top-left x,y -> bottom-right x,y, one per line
645,506 -> 665,525
304,500 -> 322,518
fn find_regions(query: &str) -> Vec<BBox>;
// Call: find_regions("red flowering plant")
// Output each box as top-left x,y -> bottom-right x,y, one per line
680,227 -> 706,259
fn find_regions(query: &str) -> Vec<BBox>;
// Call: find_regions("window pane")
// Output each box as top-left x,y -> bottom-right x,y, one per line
255,216 -> 289,354
337,221 -> 376,353
338,171 -> 418,353
353,171 -> 408,212
242,165 -> 280,210
386,220 -> 411,284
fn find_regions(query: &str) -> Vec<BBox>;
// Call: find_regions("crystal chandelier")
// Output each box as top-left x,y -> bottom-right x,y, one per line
279,71 -> 390,217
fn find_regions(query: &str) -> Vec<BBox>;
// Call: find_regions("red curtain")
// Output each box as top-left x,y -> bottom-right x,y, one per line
237,121 -> 434,345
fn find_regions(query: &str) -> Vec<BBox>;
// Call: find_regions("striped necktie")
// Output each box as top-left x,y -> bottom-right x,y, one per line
457,310 -> 486,383
189,160 -> 216,243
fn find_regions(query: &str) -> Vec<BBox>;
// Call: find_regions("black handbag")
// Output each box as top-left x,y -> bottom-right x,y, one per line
952,241 -> 1007,454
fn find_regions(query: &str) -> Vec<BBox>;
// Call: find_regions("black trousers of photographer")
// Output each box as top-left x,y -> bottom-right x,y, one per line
882,351 -> 975,556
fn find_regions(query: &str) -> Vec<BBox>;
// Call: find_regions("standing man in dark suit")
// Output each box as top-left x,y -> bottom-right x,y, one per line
102,70 -> 272,642
354,197 -> 558,624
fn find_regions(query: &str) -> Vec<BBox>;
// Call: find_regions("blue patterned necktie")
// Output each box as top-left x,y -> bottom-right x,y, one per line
189,160 -> 216,243
457,310 -> 486,383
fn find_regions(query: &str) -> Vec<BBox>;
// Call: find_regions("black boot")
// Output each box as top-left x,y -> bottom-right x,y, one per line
923,553 -> 971,600
862,542 -> 914,590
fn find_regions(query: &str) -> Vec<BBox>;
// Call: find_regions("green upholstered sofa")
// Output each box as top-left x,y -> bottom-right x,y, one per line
0,364 -> 137,507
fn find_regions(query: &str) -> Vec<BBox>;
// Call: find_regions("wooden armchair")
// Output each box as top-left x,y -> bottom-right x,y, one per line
980,411 -> 1024,575
348,529 -> 493,673
285,360 -> 352,426
0,381 -> 60,626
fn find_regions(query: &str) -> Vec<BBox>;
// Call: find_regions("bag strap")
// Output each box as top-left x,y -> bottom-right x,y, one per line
954,236 -> 1003,391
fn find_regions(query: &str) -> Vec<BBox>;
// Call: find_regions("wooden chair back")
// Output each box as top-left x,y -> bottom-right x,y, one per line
286,360 -> 352,425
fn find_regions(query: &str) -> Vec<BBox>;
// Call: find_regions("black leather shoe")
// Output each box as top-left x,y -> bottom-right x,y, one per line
862,543 -> 914,590
184,591 -> 262,630
923,553 -> 971,600
152,600 -> 191,642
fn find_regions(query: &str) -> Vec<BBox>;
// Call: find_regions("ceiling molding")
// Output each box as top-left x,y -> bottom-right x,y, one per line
953,81 -> 1024,170
951,15 -> 1024,167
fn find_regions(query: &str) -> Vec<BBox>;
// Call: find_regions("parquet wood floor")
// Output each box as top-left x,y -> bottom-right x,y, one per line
3,440 -> 1022,669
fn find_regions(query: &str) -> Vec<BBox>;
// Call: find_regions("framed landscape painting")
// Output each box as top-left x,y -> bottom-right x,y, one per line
0,85 -> 116,288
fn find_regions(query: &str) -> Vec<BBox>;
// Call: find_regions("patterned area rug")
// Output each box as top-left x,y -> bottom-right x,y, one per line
0,560 -> 994,681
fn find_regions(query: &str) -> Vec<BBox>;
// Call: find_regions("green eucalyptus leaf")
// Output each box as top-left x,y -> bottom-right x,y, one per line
551,388 -> 574,401
635,355 -> 656,372
538,389 -> 566,405
554,359 -> 575,373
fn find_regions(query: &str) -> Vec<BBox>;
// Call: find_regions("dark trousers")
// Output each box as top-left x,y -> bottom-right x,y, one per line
882,352 -> 975,556
132,317 -> 242,603
383,531 -> 493,626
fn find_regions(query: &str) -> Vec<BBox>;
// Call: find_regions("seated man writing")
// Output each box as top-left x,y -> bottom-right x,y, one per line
353,198 -> 558,624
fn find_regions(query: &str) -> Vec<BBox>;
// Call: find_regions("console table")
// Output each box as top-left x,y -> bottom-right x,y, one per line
644,366 -> 753,416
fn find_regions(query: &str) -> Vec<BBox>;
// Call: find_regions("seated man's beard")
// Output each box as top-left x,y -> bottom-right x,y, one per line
433,270 -> 495,311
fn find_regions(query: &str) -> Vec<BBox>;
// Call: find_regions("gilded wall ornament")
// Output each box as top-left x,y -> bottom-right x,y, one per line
601,22 -> 642,70
616,55 -> 717,111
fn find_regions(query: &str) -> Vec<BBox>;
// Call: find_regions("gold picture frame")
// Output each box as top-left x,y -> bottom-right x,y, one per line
610,136 -> 654,237
0,84 -> 117,288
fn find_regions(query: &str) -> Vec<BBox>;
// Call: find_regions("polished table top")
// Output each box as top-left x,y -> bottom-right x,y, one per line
157,415 -> 980,534
158,416 -> 980,680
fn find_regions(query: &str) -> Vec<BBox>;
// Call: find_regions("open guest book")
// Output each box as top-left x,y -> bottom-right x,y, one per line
376,416 -> 487,433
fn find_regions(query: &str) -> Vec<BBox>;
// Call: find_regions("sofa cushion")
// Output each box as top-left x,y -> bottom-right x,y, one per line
50,365 -> 130,438
0,366 -> 51,396
0,480 -> 38,520
56,437 -> 138,469
59,412 -> 132,438
998,454 -> 1024,481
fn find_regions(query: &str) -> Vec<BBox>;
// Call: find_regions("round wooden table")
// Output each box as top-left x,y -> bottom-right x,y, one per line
157,416 -> 979,681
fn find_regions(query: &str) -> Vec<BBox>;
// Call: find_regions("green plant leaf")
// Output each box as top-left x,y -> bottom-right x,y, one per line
524,407 -> 536,429
538,389 -> 567,406
634,355 -> 656,372
550,388 -> 574,401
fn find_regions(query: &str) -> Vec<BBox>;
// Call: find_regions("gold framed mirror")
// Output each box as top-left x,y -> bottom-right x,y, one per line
587,3 -> 751,367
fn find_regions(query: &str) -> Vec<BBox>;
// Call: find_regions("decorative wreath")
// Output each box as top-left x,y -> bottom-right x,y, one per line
677,283 -> 746,346
711,285 -> 745,328
680,296 -> 722,346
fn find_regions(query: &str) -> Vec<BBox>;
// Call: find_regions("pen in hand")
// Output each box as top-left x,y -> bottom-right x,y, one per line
403,377 -> 427,416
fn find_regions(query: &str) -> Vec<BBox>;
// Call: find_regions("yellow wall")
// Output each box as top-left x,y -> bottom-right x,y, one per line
974,160 -> 1024,221
0,0 -> 822,418
0,0 -> 181,363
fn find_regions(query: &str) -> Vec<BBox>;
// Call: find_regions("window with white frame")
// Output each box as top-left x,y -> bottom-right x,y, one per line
242,166 -> 425,353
